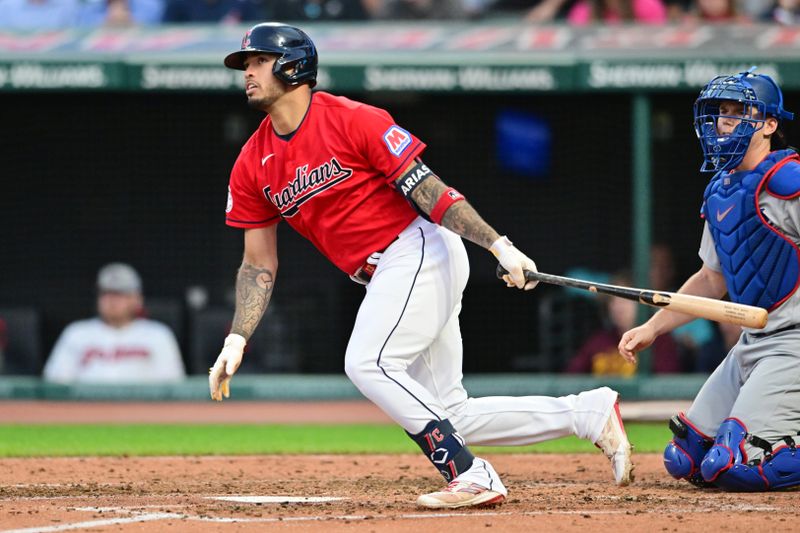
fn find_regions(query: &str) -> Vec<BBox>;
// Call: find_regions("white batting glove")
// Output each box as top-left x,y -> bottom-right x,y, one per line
209,333 -> 246,401
490,236 -> 539,290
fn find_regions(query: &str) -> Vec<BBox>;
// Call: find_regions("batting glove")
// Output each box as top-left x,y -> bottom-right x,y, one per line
490,236 -> 539,290
209,333 -> 246,401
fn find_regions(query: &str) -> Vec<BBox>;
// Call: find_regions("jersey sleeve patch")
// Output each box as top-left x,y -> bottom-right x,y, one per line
382,125 -> 412,157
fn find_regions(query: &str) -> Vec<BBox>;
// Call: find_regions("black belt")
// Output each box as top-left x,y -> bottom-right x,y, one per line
749,324 -> 800,338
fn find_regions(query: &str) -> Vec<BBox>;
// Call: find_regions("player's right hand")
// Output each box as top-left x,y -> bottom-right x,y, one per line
489,236 -> 538,290
209,333 -> 246,401
617,324 -> 657,364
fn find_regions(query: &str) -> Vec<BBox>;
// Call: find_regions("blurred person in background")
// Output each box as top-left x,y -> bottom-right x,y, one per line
77,0 -> 165,26
566,0 -> 667,24
687,0 -> 745,21
662,0 -> 692,20
43,263 -> 185,384
273,0 -> 371,20
0,0 -> 81,29
518,0 -> 577,22
486,0 -> 572,21
761,0 -> 800,23
370,0 -> 488,18
566,270 -> 682,376
649,242 -> 726,373
162,0 -> 264,23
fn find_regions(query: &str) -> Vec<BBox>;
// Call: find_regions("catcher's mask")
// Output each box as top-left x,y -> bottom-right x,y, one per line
694,67 -> 794,173
224,22 -> 318,88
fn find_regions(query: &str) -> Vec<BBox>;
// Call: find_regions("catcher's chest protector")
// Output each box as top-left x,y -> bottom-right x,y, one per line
702,149 -> 800,310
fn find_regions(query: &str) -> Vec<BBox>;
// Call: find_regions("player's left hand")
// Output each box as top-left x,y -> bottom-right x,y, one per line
490,236 -> 539,290
617,324 -> 657,364
209,333 -> 246,401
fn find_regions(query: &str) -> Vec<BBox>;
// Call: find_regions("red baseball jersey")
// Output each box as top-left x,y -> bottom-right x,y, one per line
226,91 -> 425,275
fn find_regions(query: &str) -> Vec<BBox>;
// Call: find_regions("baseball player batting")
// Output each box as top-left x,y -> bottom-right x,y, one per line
208,22 -> 633,509
619,67 -> 800,492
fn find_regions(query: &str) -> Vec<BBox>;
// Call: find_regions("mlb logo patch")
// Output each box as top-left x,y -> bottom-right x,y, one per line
383,125 -> 412,157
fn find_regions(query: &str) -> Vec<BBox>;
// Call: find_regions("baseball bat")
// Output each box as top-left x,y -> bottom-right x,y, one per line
497,265 -> 768,329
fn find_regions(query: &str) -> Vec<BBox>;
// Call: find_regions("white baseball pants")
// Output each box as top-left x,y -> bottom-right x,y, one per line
344,217 -> 614,451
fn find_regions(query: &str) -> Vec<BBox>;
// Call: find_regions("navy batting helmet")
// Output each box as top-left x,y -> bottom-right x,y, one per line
694,67 -> 794,172
224,22 -> 318,88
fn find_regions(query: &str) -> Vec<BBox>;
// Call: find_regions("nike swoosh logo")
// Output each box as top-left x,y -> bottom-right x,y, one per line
261,154 -> 275,166
716,205 -> 734,222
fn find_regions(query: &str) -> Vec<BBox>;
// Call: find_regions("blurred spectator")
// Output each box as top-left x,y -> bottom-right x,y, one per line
690,0 -> 742,20
492,0 -> 577,22
371,0 -> 477,18
43,263 -> 185,384
525,0 -> 574,22
566,0 -> 667,24
663,0 -> 692,20
648,242 -> 726,373
565,270 -> 682,376
695,0 -> 736,22
0,0 -> 81,29
761,0 -> 800,23
77,0 -> 165,27
162,0 -> 264,23
274,0 -> 371,20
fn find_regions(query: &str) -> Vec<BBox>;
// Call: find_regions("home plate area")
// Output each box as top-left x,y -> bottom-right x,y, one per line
0,454 -> 796,532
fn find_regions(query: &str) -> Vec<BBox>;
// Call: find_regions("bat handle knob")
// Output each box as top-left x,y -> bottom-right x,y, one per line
496,264 -> 509,279
496,264 -> 537,282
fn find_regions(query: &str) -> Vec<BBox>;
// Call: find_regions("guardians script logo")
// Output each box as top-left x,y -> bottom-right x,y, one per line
264,157 -> 353,216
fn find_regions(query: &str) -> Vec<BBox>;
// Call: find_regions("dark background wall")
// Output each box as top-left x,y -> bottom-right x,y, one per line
3,90 -> 794,374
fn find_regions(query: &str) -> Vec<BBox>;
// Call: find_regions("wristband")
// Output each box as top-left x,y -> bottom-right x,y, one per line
224,333 -> 247,351
489,236 -> 513,258
430,187 -> 466,224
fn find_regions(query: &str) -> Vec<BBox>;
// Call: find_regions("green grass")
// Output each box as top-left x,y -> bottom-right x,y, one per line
0,423 -> 670,457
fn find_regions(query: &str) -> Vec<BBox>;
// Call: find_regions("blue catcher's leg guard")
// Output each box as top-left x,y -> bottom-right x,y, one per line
702,418 -> 800,491
663,413 -> 714,487
409,419 -> 475,482
700,418 -> 761,491
756,437 -> 800,490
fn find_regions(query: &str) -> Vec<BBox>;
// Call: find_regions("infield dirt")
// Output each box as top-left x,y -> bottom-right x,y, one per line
0,401 -> 793,531
1,453 -> 796,532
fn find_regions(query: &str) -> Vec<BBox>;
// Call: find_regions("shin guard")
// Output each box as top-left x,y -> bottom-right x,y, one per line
702,418 -> 800,491
409,419 -> 474,482
663,413 -> 713,487
757,440 -> 800,490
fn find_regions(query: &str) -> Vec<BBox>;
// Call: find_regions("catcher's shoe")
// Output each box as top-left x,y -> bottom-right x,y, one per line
595,393 -> 635,486
417,480 -> 506,509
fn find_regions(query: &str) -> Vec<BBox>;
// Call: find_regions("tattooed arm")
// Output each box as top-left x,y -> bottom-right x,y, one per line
232,226 -> 279,339
209,225 -> 278,400
407,173 -> 500,249
394,159 -> 538,290
230,262 -> 275,339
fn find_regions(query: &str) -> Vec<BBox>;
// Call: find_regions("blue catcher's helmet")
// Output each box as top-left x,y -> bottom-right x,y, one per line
224,22 -> 318,88
694,67 -> 794,172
